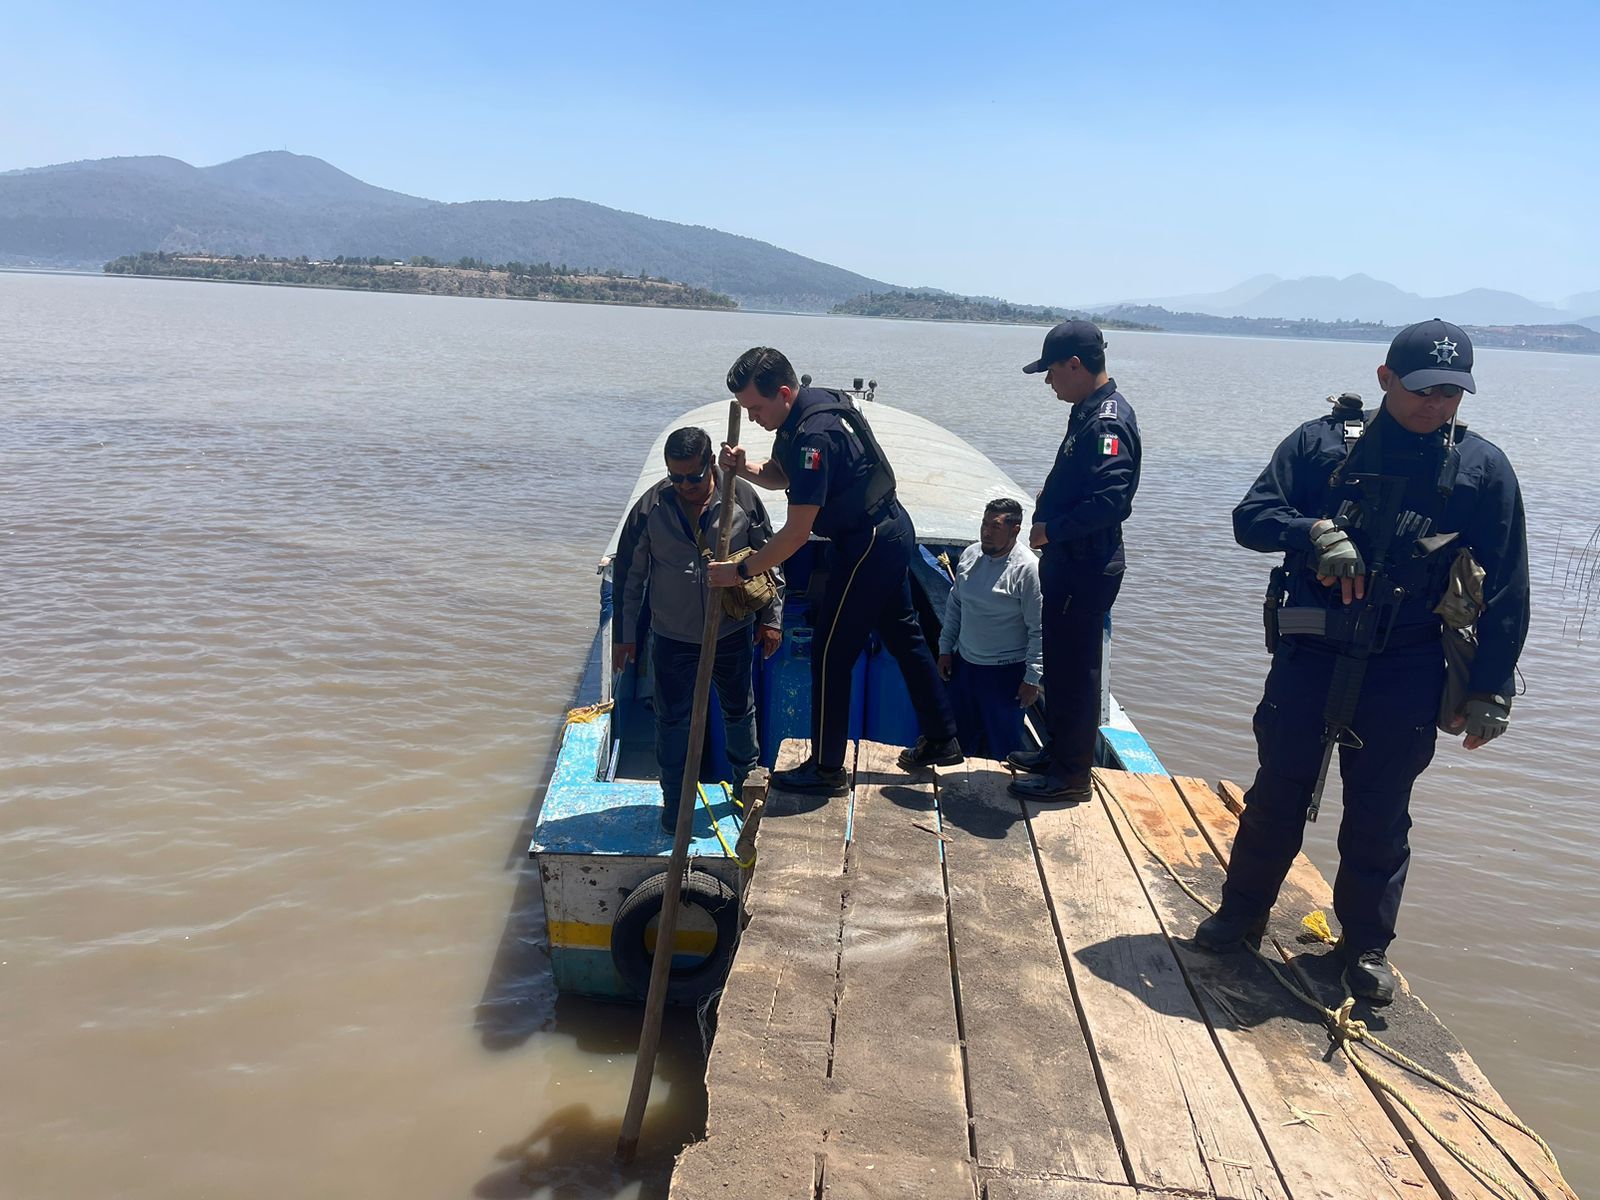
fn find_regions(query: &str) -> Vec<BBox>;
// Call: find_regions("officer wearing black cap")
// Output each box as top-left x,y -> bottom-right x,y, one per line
1195,319 -> 1530,1005
1006,321 -> 1142,801
708,347 -> 961,794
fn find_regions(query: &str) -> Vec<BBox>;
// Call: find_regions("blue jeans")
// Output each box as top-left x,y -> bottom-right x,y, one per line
947,656 -> 1027,760
653,628 -> 760,821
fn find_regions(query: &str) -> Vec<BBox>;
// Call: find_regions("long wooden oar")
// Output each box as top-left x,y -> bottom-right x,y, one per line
616,399 -> 742,1163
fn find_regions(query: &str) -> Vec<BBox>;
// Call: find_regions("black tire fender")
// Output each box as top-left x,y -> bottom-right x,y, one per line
610,869 -> 740,1005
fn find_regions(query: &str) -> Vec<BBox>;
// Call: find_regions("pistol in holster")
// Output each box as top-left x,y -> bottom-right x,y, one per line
1262,565 -> 1289,653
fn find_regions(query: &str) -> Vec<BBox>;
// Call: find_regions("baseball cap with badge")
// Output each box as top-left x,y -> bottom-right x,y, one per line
1386,317 -> 1477,394
1022,319 -> 1107,374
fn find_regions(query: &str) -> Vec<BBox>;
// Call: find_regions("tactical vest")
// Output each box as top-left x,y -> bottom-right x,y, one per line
785,390 -> 898,537
1272,401 -> 1465,648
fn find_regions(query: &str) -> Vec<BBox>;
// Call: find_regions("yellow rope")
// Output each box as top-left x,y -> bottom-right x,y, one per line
697,783 -> 755,869
1097,781 -> 1567,1200
563,699 -> 615,725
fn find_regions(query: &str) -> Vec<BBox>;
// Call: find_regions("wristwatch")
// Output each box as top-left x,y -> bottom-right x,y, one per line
736,558 -> 751,580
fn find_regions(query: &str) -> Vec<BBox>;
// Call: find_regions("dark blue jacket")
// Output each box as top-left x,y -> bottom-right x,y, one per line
1031,380 -> 1142,574
1234,403 -> 1529,695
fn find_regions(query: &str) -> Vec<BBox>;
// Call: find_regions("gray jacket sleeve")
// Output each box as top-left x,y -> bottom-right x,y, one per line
940,562 -> 964,657
621,510 -> 653,644
1018,554 -> 1044,685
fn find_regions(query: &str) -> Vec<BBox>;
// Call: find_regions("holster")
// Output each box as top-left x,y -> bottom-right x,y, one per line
1262,565 -> 1289,653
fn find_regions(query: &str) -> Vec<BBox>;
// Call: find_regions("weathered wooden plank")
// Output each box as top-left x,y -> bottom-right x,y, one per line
936,760 -> 1124,1186
672,1134 -> 817,1200
1173,775 -> 1577,1200
979,1174 -> 1137,1200
700,739 -> 852,1138
1097,769 -> 1437,1200
1026,772 -> 1286,1199
824,741 -> 975,1199
1217,778 -> 1248,816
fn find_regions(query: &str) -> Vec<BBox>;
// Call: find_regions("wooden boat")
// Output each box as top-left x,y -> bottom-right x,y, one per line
529,382 -> 1164,1002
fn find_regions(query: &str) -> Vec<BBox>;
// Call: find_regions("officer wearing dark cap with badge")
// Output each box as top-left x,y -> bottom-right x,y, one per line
1006,321 -> 1142,801
708,347 -> 961,794
1195,319 -> 1529,1005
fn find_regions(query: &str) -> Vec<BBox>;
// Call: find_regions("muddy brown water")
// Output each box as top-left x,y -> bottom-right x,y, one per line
2,271 -> 1595,1199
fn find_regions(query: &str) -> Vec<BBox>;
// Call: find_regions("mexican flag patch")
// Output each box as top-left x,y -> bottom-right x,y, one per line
803,447 -> 822,471
1098,435 -> 1119,456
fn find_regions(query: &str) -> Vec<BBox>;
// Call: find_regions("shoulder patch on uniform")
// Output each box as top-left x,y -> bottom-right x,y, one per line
802,446 -> 822,471
1098,434 -> 1120,456
1097,397 -> 1119,419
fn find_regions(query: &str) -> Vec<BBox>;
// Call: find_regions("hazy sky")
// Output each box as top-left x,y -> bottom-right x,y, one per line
4,0 -> 1598,307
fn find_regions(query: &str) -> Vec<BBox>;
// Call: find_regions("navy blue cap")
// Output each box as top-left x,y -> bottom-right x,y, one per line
1022,319 -> 1106,374
1386,318 -> 1476,394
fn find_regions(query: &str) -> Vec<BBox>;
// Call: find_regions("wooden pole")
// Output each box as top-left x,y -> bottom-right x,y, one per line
616,400 -> 742,1163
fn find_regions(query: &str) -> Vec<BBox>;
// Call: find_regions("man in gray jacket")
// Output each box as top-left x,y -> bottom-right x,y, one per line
938,498 -> 1043,758
617,427 -> 783,831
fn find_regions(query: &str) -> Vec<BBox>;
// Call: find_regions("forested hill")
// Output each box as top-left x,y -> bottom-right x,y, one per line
103,252 -> 738,310
832,289 -> 1160,330
0,151 -> 892,311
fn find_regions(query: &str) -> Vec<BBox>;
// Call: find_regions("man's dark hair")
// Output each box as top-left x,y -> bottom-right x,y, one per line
664,426 -> 712,466
985,497 -> 1024,523
726,347 -> 799,398
1075,345 -> 1107,375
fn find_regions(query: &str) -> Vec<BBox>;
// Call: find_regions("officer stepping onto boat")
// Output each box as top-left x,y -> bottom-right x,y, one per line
1006,321 -> 1143,803
708,347 -> 962,795
1195,319 -> 1530,1005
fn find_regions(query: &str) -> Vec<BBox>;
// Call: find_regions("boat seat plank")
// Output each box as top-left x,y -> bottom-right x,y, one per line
1172,775 -> 1577,1200
1026,771 -> 1287,1199
934,759 -> 1125,1185
1096,769 -> 1437,1200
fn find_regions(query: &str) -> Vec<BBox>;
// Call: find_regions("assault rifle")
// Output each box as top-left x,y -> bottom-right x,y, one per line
1306,472 -> 1411,822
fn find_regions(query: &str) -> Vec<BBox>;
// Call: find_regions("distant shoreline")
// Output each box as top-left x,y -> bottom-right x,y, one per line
91,268 -> 740,312
6,267 -> 1598,356
99,253 -> 740,312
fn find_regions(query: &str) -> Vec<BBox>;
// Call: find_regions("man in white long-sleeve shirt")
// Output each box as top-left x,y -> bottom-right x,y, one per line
938,498 -> 1043,758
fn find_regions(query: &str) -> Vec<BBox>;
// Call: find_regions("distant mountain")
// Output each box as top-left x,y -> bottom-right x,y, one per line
1093,273 -> 1282,314
0,151 -> 893,310
1106,272 -> 1591,328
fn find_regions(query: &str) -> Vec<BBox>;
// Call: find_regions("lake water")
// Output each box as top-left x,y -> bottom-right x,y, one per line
2,271 -> 1595,1199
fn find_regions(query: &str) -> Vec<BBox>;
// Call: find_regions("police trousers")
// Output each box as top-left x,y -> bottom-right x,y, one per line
1222,638 -> 1443,953
812,506 -> 956,770
1039,560 -> 1122,785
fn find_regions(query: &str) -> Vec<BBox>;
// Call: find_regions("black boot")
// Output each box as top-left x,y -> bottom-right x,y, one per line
1193,905 -> 1268,952
897,736 -> 963,771
1343,947 -> 1396,1004
1007,774 -> 1091,802
1005,748 -> 1052,774
772,761 -> 849,797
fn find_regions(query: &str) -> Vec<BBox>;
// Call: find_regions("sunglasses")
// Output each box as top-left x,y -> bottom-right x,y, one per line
1414,384 -> 1464,399
669,469 -> 709,485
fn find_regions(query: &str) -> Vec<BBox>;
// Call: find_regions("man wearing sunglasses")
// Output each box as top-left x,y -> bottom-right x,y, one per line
618,426 -> 784,832
1195,319 -> 1529,1006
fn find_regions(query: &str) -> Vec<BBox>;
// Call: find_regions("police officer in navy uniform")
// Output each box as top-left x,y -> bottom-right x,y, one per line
708,347 -> 961,794
1195,319 -> 1529,1004
1006,321 -> 1142,802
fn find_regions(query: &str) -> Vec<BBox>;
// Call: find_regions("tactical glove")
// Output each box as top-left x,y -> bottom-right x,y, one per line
1461,696 -> 1511,742
1310,519 -> 1364,578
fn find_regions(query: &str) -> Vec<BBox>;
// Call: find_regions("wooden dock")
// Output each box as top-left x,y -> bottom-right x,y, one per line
669,741 -> 1574,1200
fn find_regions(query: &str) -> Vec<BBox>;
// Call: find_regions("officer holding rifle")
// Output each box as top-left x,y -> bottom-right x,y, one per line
1195,319 -> 1530,1004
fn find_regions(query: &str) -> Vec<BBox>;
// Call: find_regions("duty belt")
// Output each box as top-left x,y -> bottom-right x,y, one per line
1278,606 -> 1440,650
